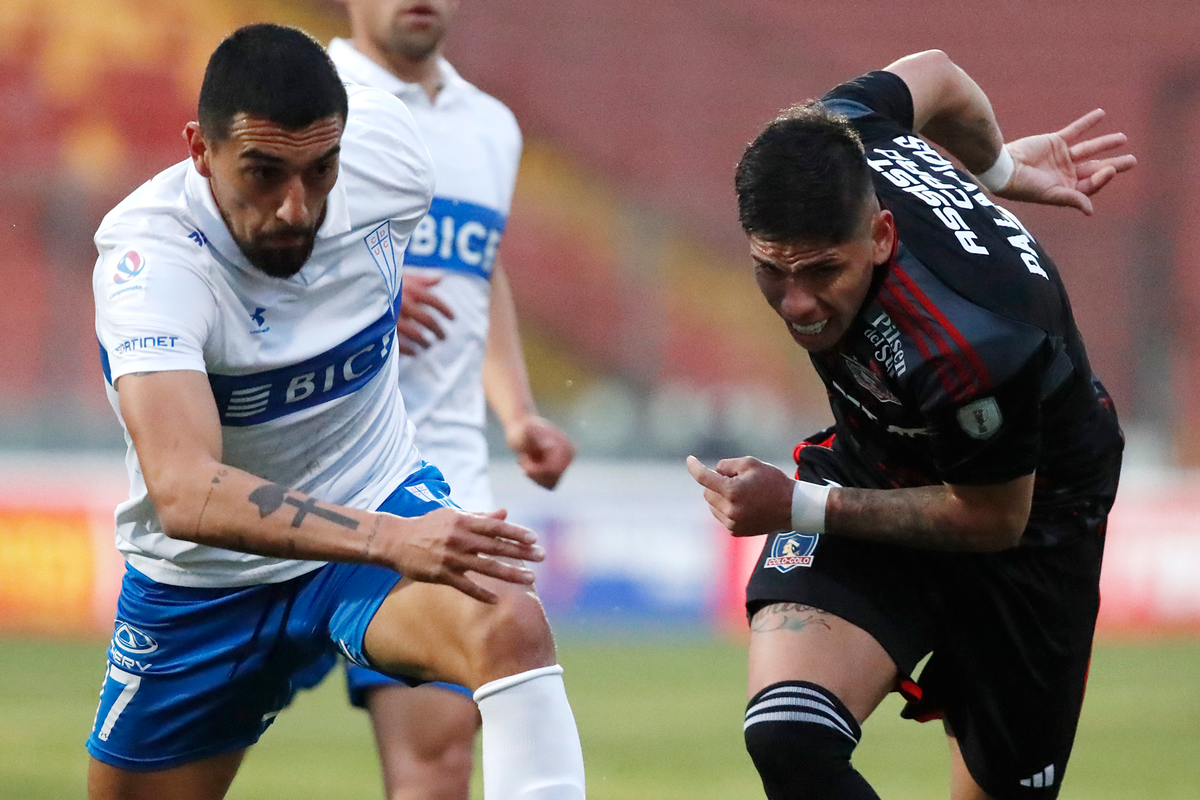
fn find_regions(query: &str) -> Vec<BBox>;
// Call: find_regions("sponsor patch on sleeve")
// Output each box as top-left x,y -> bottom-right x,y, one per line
957,396 -> 1003,439
107,249 -> 148,303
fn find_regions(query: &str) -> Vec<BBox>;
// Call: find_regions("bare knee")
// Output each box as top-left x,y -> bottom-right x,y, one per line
464,585 -> 555,685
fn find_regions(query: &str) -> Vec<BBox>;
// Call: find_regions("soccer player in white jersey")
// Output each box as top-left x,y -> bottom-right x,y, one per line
293,2 -> 576,798
87,24 -> 585,800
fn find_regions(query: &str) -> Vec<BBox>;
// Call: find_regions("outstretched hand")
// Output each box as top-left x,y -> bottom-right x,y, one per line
686,455 -> 793,537
395,273 -> 456,355
997,108 -> 1136,215
373,507 -> 544,604
508,415 -> 576,490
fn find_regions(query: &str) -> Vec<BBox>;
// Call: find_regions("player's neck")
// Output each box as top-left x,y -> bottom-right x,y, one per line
353,37 -> 444,102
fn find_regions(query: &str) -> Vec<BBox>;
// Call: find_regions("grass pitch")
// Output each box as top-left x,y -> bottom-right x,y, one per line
1,635 -> 1197,799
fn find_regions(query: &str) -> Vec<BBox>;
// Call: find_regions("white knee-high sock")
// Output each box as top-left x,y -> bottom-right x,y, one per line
474,665 -> 586,800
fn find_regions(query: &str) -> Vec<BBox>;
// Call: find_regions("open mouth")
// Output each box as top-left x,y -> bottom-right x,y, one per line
791,320 -> 828,336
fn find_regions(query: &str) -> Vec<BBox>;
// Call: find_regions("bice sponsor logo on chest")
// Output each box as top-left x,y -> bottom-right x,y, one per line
404,196 -> 506,279
207,310 -> 396,426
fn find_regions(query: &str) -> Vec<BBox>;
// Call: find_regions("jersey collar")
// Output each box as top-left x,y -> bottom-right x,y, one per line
328,37 -> 465,108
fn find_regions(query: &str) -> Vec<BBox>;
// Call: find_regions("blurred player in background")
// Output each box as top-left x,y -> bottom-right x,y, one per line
689,50 -> 1133,800
88,23 -> 584,800
292,2 -> 576,798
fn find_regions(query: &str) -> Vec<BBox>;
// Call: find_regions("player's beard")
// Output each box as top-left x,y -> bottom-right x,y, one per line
395,32 -> 442,62
389,9 -> 448,62
233,226 -> 318,279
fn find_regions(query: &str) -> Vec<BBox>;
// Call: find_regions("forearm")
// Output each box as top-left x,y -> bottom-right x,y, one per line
482,262 -> 537,430
152,458 -> 384,565
825,484 -> 1019,552
691,456 -> 1029,552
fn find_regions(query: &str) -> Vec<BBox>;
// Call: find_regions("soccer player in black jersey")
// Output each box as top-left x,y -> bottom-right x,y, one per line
688,50 -> 1135,800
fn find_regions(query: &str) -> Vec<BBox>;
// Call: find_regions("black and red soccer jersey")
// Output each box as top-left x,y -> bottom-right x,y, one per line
808,71 -> 1123,547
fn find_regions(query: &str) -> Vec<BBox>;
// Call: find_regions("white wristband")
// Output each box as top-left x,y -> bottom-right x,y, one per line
973,144 -> 1014,193
791,480 -> 831,534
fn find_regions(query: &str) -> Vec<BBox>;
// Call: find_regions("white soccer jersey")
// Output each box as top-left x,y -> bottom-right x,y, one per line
93,84 -> 435,588
330,39 -> 523,511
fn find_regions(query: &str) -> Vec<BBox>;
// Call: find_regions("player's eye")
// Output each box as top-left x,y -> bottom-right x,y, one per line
808,263 -> 841,280
246,165 -> 281,183
311,160 -> 337,180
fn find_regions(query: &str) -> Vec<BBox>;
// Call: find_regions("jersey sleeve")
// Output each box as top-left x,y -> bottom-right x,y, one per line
340,85 -> 436,241
93,231 -> 214,387
917,342 -> 1050,486
821,70 -> 915,136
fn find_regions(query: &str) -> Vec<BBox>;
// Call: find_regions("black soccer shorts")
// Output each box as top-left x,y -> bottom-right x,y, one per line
746,432 -> 1109,800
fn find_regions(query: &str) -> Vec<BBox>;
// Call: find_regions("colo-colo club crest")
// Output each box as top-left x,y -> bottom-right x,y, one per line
764,531 -> 820,573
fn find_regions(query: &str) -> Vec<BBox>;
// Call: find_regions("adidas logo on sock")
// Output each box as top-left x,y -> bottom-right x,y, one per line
1019,764 -> 1055,788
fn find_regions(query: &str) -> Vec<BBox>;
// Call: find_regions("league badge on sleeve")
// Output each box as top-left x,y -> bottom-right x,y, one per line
108,249 -> 149,304
957,396 -> 1002,439
113,250 -> 146,284
764,531 -> 820,573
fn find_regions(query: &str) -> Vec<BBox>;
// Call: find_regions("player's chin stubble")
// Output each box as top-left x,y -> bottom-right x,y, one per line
236,231 -> 317,279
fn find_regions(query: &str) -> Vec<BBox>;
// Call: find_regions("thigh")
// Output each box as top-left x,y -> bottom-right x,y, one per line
361,573 -> 554,689
748,601 -> 897,723
747,530 -> 935,680
322,464 -> 554,689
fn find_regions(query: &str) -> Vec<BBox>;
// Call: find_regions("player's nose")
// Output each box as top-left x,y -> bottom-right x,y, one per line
779,284 -> 821,319
276,176 -> 312,226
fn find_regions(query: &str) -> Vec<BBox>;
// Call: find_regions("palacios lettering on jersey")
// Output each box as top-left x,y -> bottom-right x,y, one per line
206,309 -> 396,427
403,196 -> 506,279
864,131 -> 1052,281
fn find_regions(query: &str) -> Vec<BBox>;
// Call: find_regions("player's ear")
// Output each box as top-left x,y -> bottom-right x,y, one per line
183,122 -> 214,179
870,208 -> 895,265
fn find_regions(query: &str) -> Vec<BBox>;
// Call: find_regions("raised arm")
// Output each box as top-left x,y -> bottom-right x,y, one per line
118,369 -> 543,602
884,49 -> 1135,214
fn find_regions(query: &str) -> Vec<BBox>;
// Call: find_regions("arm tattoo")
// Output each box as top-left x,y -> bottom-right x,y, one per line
247,483 -> 359,530
363,516 -> 381,560
195,484 -> 215,535
750,602 -> 833,634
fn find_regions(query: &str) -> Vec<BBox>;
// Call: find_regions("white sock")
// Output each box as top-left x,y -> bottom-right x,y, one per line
474,665 -> 586,800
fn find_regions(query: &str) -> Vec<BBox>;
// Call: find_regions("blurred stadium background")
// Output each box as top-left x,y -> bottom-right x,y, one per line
0,0 -> 1198,797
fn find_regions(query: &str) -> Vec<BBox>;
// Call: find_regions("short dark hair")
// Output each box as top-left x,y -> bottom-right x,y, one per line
735,103 -> 874,245
198,24 -> 348,141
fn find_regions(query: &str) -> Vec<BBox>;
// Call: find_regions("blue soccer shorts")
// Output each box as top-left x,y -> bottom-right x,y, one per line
87,463 -> 457,771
